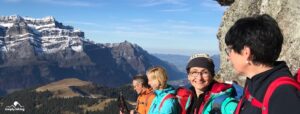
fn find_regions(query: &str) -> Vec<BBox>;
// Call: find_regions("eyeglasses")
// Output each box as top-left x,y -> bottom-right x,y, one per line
188,71 -> 210,78
225,46 -> 233,56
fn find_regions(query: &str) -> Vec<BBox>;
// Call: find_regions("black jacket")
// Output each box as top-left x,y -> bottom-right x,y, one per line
187,82 -> 214,114
237,61 -> 300,114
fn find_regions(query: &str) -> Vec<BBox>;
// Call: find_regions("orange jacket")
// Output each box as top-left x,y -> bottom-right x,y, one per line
136,88 -> 155,114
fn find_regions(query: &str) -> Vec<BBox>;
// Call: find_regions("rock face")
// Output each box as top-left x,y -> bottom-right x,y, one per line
0,15 -> 184,93
218,0 -> 300,85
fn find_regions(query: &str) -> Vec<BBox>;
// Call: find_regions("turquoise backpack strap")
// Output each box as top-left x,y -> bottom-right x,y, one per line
232,81 -> 244,100
211,82 -> 243,114
211,94 -> 228,114
159,94 -> 176,111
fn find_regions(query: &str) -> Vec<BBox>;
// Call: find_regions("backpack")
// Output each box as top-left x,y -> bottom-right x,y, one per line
211,81 -> 244,114
159,87 -> 193,114
235,68 -> 300,114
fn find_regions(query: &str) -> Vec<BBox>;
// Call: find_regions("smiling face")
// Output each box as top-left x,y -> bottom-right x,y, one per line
188,67 -> 213,91
132,80 -> 143,94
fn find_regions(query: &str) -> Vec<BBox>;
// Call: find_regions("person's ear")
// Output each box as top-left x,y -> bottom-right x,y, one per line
187,75 -> 192,81
158,80 -> 161,87
242,46 -> 252,65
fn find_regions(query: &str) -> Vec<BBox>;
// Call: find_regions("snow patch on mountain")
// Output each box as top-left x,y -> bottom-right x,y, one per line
0,15 -> 84,53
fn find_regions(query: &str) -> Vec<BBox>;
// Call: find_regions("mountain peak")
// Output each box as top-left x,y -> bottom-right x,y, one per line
120,40 -> 135,47
10,14 -> 23,21
23,15 -> 56,23
104,40 -> 135,48
0,15 -> 24,23
0,15 -> 84,54
43,16 -> 55,21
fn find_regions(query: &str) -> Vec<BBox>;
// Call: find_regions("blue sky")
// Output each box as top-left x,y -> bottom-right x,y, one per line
0,0 -> 227,55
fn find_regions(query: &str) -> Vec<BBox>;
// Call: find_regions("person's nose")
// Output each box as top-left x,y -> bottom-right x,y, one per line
195,75 -> 203,80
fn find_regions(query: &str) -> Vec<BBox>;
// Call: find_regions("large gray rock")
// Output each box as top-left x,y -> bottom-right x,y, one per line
218,0 -> 300,85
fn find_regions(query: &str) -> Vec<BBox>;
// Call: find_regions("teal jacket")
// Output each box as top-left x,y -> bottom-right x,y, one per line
187,82 -> 239,114
148,85 -> 179,114
202,87 -> 238,114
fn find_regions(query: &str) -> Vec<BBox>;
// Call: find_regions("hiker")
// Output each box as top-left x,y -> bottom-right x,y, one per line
146,66 -> 179,114
225,14 -> 300,114
132,74 -> 155,114
186,53 -> 239,114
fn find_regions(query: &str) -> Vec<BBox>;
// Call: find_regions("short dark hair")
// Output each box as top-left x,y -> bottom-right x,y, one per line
132,74 -> 150,88
225,14 -> 283,66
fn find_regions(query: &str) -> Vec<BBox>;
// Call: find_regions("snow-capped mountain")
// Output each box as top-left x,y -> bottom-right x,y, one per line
0,15 -> 184,95
0,15 -> 83,53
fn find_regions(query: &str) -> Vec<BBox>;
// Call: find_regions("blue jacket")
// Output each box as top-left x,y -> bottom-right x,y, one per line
148,85 -> 179,114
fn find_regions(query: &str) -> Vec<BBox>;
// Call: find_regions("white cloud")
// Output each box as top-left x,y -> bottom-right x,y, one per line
65,21 -> 98,26
168,24 -> 217,34
163,20 -> 218,34
83,19 -> 217,41
37,0 -> 101,7
82,19 -> 220,54
129,18 -> 151,23
3,0 -> 22,3
146,48 -> 219,56
3,0 -> 104,6
160,8 -> 190,12
138,0 -> 187,7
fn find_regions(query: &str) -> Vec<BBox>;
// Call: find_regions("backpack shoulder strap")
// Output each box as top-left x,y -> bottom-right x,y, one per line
262,76 -> 300,114
296,69 -> 300,83
176,87 -> 193,109
236,76 -> 300,114
237,86 -> 264,113
159,94 -> 176,111
211,93 -> 228,114
176,87 -> 193,114
232,82 -> 244,100
235,86 -> 247,114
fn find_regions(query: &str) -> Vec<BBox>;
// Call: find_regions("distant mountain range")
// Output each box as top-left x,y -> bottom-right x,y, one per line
153,53 -> 220,73
0,15 -> 184,95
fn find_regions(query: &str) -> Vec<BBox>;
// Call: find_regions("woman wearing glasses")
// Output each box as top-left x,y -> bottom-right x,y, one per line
225,14 -> 300,114
186,53 -> 239,114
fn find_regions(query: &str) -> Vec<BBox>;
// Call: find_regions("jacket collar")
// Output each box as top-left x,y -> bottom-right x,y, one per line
246,61 -> 291,97
141,87 -> 153,95
154,85 -> 175,96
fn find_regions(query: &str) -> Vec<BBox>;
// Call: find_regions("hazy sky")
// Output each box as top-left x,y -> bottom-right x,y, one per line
0,0 -> 227,55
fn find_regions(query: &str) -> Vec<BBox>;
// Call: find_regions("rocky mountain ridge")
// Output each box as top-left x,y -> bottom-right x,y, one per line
0,15 -> 184,95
